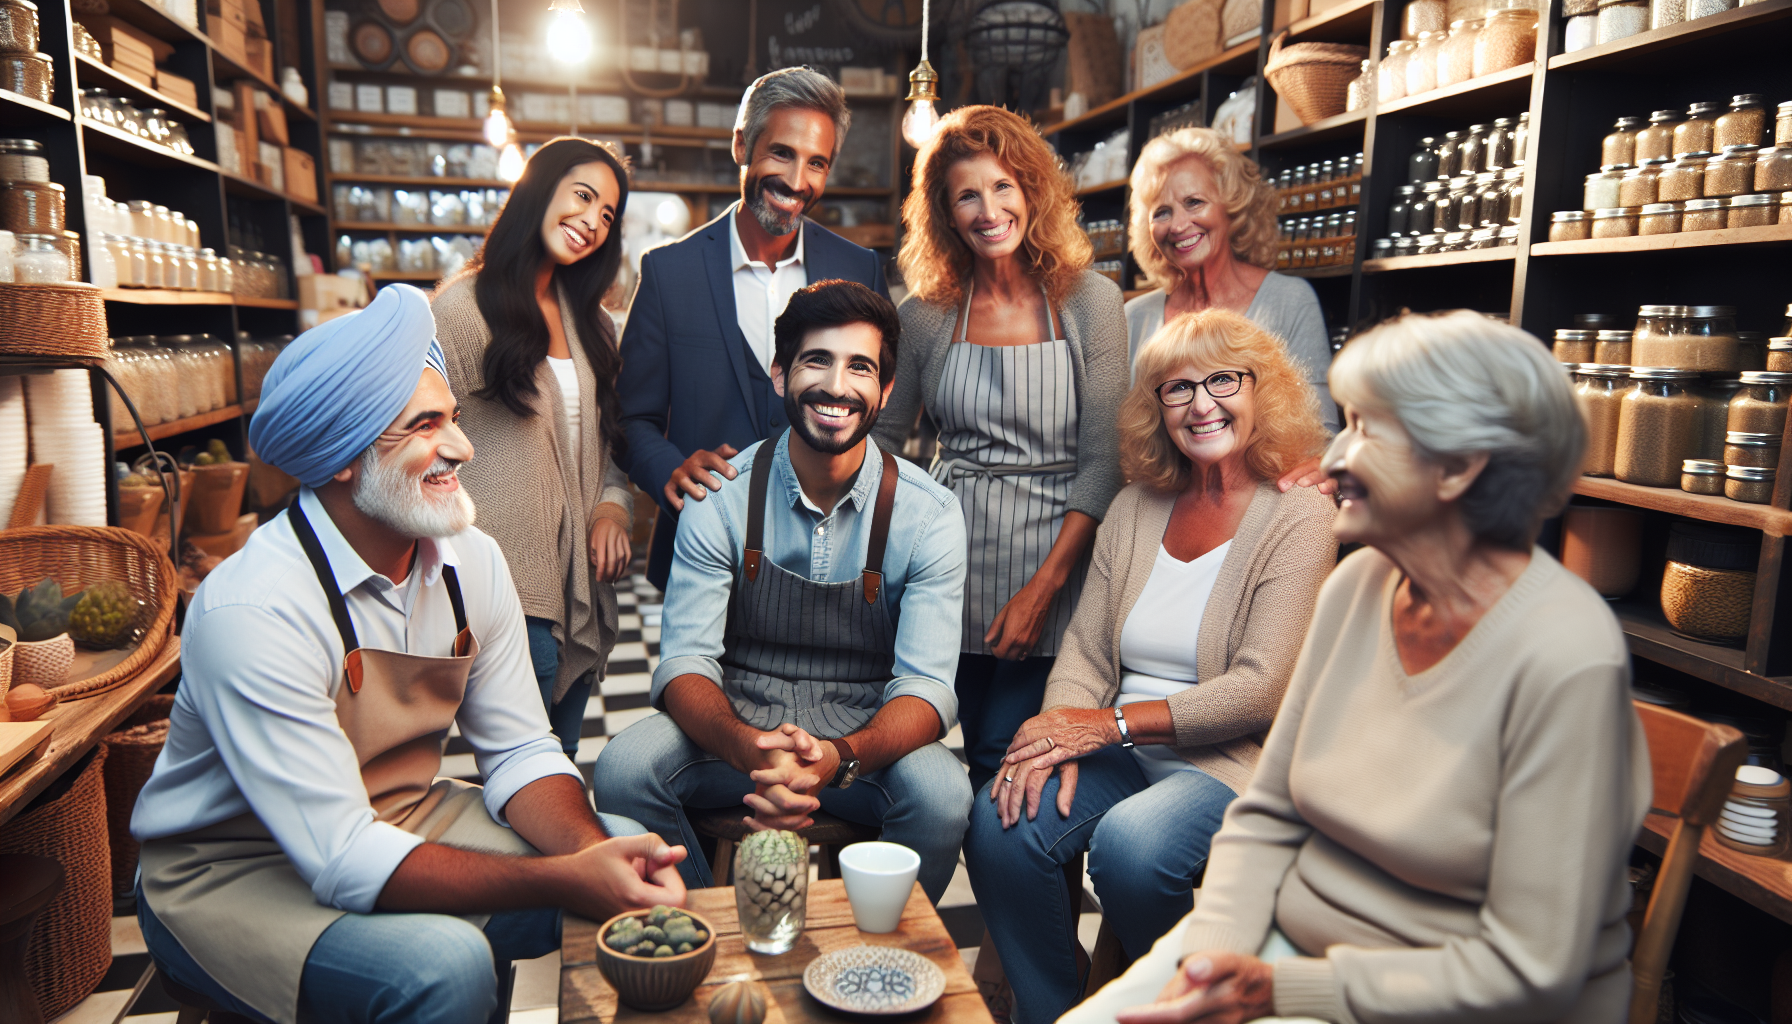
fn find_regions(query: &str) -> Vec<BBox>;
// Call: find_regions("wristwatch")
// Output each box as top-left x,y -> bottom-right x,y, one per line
1114,706 -> 1135,749
830,737 -> 861,789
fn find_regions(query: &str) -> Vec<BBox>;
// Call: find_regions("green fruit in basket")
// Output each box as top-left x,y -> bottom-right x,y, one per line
69,580 -> 140,648
6,578 -> 83,643
207,438 -> 230,461
120,473 -> 151,488
195,452 -> 216,466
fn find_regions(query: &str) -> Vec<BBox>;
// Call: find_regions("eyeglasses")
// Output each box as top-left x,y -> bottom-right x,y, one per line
1156,370 -> 1253,407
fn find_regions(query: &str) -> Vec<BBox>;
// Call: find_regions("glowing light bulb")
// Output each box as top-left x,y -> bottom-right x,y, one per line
483,86 -> 512,148
498,143 -> 525,182
545,8 -> 592,65
901,98 -> 940,149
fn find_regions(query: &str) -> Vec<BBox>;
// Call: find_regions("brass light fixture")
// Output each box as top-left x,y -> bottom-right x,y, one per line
901,0 -> 940,148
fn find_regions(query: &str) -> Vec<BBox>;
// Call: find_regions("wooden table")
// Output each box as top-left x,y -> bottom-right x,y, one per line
0,639 -> 181,829
561,880 -> 992,1023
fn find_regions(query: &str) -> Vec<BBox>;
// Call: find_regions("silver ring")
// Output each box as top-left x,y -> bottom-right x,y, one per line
1044,737 -> 1056,751
1003,774 -> 1015,783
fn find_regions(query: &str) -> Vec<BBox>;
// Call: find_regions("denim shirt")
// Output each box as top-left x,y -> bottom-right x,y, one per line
651,433 -> 967,732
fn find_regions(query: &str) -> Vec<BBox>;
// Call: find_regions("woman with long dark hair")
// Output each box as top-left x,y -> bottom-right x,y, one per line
434,136 -> 634,758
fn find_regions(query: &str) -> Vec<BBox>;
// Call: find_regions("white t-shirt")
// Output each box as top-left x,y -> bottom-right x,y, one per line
727,205 -> 806,374
1117,540 -> 1230,783
546,355 -> 579,441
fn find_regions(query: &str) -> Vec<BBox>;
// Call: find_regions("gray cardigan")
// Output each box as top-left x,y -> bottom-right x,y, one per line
873,269 -> 1131,523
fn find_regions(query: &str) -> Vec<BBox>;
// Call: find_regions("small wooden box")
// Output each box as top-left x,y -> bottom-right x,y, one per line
283,146 -> 317,203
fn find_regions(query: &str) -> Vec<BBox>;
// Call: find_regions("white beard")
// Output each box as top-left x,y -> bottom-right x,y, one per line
352,446 -> 477,538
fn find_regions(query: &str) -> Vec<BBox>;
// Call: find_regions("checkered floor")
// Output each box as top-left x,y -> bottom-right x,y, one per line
59,572 -> 1079,1024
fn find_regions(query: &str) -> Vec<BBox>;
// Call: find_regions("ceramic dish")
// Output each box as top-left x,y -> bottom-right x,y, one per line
592,907 -> 716,1012
802,945 -> 945,1015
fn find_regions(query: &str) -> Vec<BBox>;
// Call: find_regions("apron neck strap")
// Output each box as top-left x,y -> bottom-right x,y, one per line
288,498 -> 470,652
743,431 -> 899,604
743,430 -> 782,582
861,447 -> 898,605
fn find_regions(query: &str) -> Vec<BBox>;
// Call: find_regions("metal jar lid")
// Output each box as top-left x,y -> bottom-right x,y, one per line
1719,143 -> 1763,157
1629,367 -> 1702,379
1731,93 -> 1766,108
1726,465 -> 1777,480
1555,329 -> 1596,341
1725,431 -> 1781,445
1739,369 -> 1792,383
1638,304 -> 1689,316
1551,210 -> 1586,221
1597,329 -> 1634,341
1577,363 -> 1636,376
1592,208 -> 1635,218
1682,459 -> 1725,475
1767,338 -> 1792,351
1729,193 -> 1774,207
1649,109 -> 1685,124
1684,198 -> 1725,210
1688,305 -> 1737,316
1640,202 -> 1680,214
0,138 -> 42,154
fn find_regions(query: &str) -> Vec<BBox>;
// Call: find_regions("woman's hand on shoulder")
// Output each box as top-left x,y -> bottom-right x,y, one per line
1116,951 -> 1275,1024
1275,456 -> 1338,495
589,515 -> 632,582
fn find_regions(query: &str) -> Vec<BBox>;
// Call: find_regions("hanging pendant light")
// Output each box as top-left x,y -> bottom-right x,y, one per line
484,0 -> 515,151
498,142 -> 526,181
901,0 -> 940,149
545,0 -> 592,66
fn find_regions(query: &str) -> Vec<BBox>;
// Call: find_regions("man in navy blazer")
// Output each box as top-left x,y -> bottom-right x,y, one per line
618,66 -> 889,590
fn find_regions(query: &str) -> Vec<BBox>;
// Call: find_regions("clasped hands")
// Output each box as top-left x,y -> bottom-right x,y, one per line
737,723 -> 840,832
1114,951 -> 1277,1024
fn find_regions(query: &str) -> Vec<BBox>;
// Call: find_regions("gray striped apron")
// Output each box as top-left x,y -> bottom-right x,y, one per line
719,432 -> 901,740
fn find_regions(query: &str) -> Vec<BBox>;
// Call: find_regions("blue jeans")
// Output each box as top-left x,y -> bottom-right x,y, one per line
138,814 -> 645,1024
590,711 -> 972,902
526,615 -> 593,759
955,653 -> 1053,792
963,745 -> 1236,1024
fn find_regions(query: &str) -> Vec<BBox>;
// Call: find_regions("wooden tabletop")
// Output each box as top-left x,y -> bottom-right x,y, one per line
0,639 -> 181,829
561,879 -> 991,1023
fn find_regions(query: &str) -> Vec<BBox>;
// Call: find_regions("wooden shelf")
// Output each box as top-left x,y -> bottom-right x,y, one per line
330,221 -> 493,235
1284,0 -> 1379,43
220,169 -> 327,214
1259,108 -> 1367,150
369,270 -> 444,281
207,36 -> 280,94
97,0 -> 205,47
115,403 -> 245,448
1550,0 -> 1792,70
1376,62 -> 1535,118
0,87 -> 72,124
79,117 -> 219,172
1075,179 -> 1128,197
328,172 -> 508,188
1572,476 -> 1792,536
1283,264 -> 1355,278
326,109 -> 732,140
100,288 -> 233,305
1361,246 -> 1516,272
1609,601 -> 1792,712
1637,812 -> 1792,926
1531,222 -> 1792,258
235,296 -> 297,309
1043,39 -> 1260,136
74,53 -> 211,123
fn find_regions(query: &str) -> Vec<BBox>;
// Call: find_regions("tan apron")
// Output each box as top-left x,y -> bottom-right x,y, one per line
140,503 -> 536,1024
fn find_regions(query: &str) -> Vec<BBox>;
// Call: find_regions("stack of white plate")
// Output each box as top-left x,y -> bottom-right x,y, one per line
24,369 -> 107,526
1718,764 -> 1785,850
0,376 -> 25,523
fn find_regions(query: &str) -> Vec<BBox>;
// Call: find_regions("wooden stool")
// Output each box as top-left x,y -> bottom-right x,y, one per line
0,854 -> 62,1024
687,806 -> 880,886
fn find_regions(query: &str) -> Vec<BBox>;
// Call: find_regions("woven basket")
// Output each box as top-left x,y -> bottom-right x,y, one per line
104,693 -> 174,896
1163,0 -> 1222,69
0,282 -> 107,360
0,526 -> 176,698
1264,35 -> 1369,125
0,745 -> 112,1020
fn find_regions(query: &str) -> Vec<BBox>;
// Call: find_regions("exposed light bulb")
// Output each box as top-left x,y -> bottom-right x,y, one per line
483,86 -> 512,147
901,99 -> 940,149
498,143 -> 526,182
545,8 -> 592,65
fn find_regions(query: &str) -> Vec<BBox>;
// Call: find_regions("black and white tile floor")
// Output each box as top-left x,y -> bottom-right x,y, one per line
58,572 -> 1104,1023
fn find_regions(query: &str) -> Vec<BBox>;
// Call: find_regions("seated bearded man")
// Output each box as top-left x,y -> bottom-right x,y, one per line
130,284 -> 687,1024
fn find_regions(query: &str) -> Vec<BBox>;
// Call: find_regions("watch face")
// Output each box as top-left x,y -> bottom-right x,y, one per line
839,760 -> 861,788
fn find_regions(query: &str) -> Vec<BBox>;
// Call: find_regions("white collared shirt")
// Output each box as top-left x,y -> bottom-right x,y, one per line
131,487 -> 578,914
727,203 -> 806,373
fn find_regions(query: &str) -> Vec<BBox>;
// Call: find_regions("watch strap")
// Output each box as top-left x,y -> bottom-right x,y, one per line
830,737 -> 858,788
1114,706 -> 1135,749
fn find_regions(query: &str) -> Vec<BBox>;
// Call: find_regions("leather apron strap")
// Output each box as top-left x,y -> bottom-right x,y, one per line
741,431 -> 900,604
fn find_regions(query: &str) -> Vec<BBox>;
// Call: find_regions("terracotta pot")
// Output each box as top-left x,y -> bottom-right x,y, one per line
1561,505 -> 1643,597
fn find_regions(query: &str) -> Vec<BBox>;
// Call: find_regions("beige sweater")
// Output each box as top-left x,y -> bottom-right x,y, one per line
1042,480 -> 1337,796
432,275 -> 633,701
1181,547 -> 1651,1024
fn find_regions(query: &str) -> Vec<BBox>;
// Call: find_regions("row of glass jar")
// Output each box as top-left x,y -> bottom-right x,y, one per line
77,90 -> 195,157
1555,305 -> 1765,372
92,235 -> 233,292
1553,328 -> 1788,372
1361,8 -> 1537,108
1373,224 -> 1520,256
83,192 -> 205,251
1407,118 -> 1530,184
1562,0 -> 1768,52
228,247 -> 289,300
330,184 -> 509,227
1081,219 -> 1124,255
103,335 -> 237,428
1278,211 -> 1360,268
1555,193 -> 1790,240
1600,101 -> 1785,169
1092,259 -> 1124,286
239,335 -> 293,403
1273,155 -> 1364,214
1388,169 -> 1525,237
1574,365 -> 1790,502
1581,145 -> 1792,210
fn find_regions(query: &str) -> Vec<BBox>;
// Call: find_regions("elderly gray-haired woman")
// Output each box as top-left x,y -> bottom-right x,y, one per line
1063,310 -> 1651,1024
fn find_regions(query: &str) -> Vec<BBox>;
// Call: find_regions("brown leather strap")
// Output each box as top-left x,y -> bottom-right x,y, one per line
862,448 -> 898,605
742,432 -> 782,583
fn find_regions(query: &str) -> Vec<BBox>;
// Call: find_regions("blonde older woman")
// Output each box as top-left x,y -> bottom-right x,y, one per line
1065,311 -> 1649,1024
963,309 -> 1336,1024
1125,128 -> 1335,427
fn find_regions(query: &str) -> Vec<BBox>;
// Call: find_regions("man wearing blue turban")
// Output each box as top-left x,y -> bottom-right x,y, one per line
130,284 -> 690,1024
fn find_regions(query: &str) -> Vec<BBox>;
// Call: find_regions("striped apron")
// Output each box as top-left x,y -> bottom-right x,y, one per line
719,432 -> 901,740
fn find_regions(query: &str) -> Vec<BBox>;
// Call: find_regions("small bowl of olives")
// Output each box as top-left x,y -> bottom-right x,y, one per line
593,904 -> 718,1011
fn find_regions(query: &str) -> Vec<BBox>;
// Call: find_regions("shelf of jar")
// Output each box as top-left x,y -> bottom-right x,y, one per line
325,110 -> 734,141
1043,39 -> 1261,137
1573,476 -> 1792,535
100,288 -> 233,305
221,170 -> 328,215
1259,108 -> 1367,150
1075,179 -> 1128,197
1361,246 -> 1516,272
1284,0 -> 1379,44
79,117 -> 218,172
327,172 -> 507,188
0,87 -> 72,124
329,221 -> 495,235
1375,62 -> 1535,118
114,402 -> 245,448
74,53 -> 211,124
1607,600 -> 1792,712
322,63 -> 740,98
1282,264 -> 1355,278
1531,221 -> 1792,257
1637,812 -> 1792,926
1549,0 -> 1792,70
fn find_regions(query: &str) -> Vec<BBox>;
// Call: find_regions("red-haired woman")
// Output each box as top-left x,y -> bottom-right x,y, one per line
873,105 -> 1129,792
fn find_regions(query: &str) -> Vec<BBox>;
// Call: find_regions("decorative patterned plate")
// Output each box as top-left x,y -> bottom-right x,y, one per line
802,945 -> 946,1014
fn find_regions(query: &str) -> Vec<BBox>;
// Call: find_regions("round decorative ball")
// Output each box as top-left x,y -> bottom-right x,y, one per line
707,981 -> 766,1024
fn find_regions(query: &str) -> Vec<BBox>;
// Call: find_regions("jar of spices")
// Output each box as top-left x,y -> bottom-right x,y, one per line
1404,0 -> 1449,36
1379,39 -> 1416,103
1715,766 -> 1792,857
1549,209 -> 1590,241
1616,368 -> 1703,486
1346,59 -> 1372,112
1686,0 -> 1734,17
1695,377 -> 1743,458
1595,0 -> 1649,41
1726,465 -> 1776,503
1596,329 -> 1633,363
1409,137 -> 1440,182
1488,117 -> 1517,168
1637,110 -> 1684,164
1639,201 -> 1682,234
1779,191 -> 1792,223
1437,20 -> 1480,86
1728,193 -> 1776,228
1618,162 -> 1662,207
1437,131 -> 1465,178
1683,459 -> 1727,494
1419,180 -> 1449,232
1658,153 -> 1708,201
1576,364 -> 1631,475
1452,176 -> 1481,229
1755,146 -> 1792,192
1769,339 -> 1792,372
1584,167 -> 1625,210
1555,329 -> 1598,362
1503,167 -> 1525,223
1407,31 -> 1444,95
1668,305 -> 1741,371
1633,304 -> 1686,353
1683,197 -> 1727,230
1447,0 -> 1488,20
1473,6 -> 1537,76
1514,112 -> 1531,166
1706,145 -> 1759,197
1591,207 -> 1638,238
1674,101 -> 1723,157
12,232 -> 62,283
1729,371 -> 1792,435
1602,116 -> 1647,167
1650,0 -> 1684,27
1717,94 -> 1768,150
1724,430 -> 1780,469
1564,10 -> 1598,49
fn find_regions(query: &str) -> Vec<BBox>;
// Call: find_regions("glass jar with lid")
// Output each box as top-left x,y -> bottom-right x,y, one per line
217,253 -> 234,296
1637,110 -> 1685,163
1503,168 -> 1525,223
1706,145 -> 1759,196
1346,59 -> 1372,112
1770,339 -> 1792,372
1693,378 -> 1743,458
1473,6 -> 1537,76
1437,19 -> 1480,86
1674,101 -> 1723,157
1549,209 -> 1590,241
1726,465 -> 1776,503
1564,9 -> 1597,49
1729,193 -> 1775,228
1676,305 -> 1741,371
1728,371 -> 1792,436
1448,177 -> 1479,231
1487,117 -> 1517,168
13,232 -> 61,282
1757,146 -> 1792,192
1716,94 -> 1768,150
1596,329 -> 1633,363
1555,329 -> 1597,362
1682,459 -> 1726,493
1404,0 -> 1449,34
161,336 -> 200,419
1379,39 -> 1416,103
1459,125 -> 1491,176
1437,131 -> 1465,178
1602,116 -> 1648,167
1475,171 -> 1510,225
1650,0 -> 1685,26
1596,0 -> 1648,41
1407,31 -> 1444,95
1576,364 -> 1632,476
178,246 -> 199,290
1409,137 -> 1440,182
1584,167 -> 1624,210
1723,431 -> 1780,469
1778,101 -> 1792,146
1658,154 -> 1708,201
198,248 -> 220,292
1618,162 -> 1662,207
1616,368 -> 1704,486
1591,207 -> 1638,238
1416,181 -> 1447,233
1639,202 -> 1681,234
1633,305 -> 1686,352
1683,197 -> 1727,230
152,204 -> 175,243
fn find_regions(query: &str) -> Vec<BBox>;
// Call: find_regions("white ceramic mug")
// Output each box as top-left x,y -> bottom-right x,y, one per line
838,841 -> 921,933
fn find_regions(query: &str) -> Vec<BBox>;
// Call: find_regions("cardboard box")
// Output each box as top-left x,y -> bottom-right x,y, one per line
244,35 -> 273,80
109,59 -> 154,88
299,273 -> 367,312
211,19 -> 246,67
156,69 -> 198,107
256,101 -> 287,144
80,16 -> 174,63
283,146 -> 316,203
216,0 -> 247,31
233,80 -> 258,157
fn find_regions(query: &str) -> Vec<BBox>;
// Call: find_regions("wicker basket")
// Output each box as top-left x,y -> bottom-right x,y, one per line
1264,35 -> 1369,125
104,693 -> 174,896
187,462 -> 249,535
0,526 -> 175,698
0,282 -> 107,359
0,745 -> 112,1020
